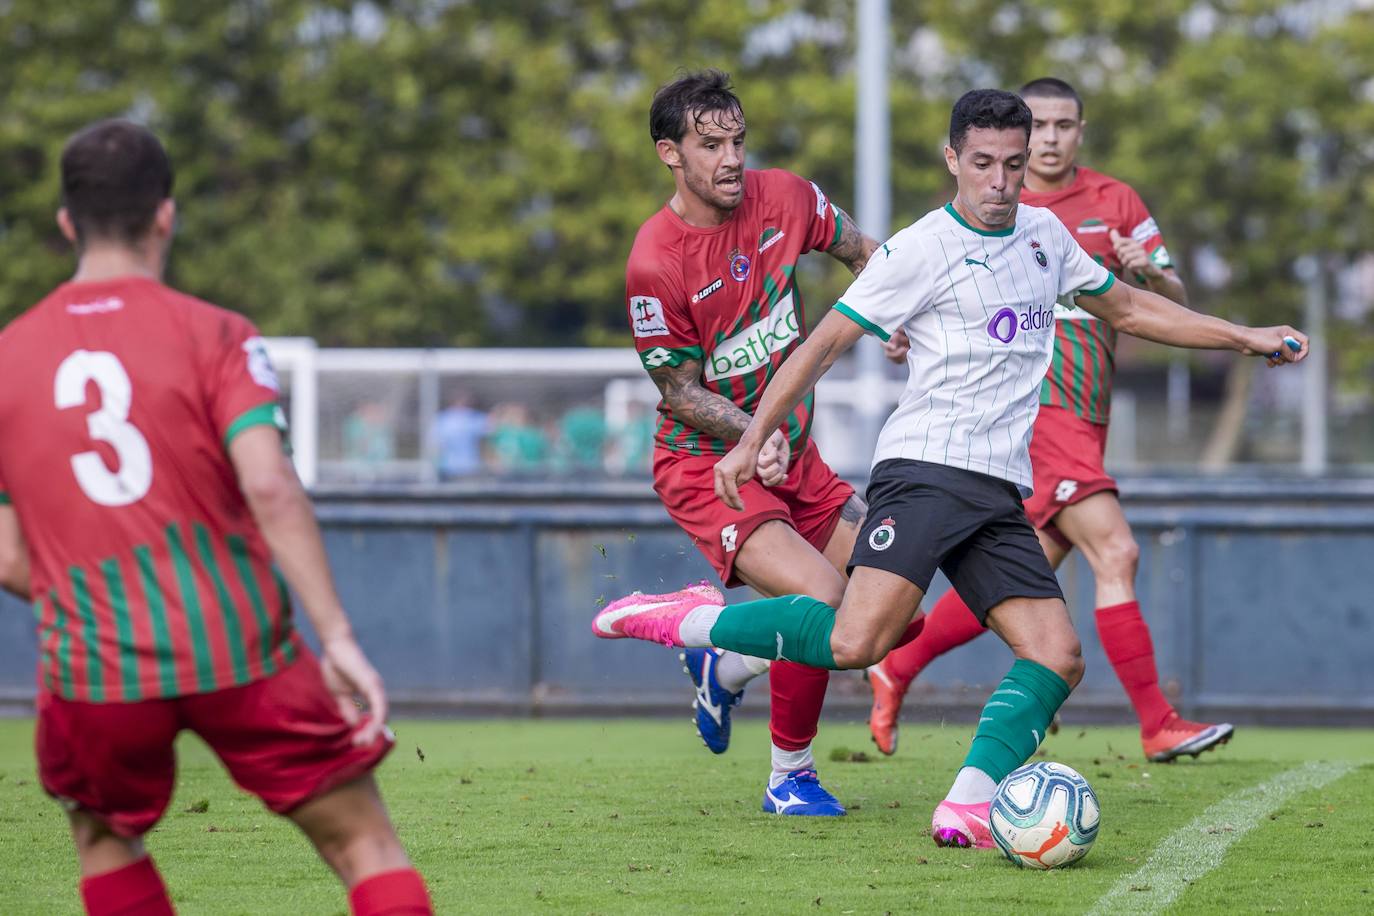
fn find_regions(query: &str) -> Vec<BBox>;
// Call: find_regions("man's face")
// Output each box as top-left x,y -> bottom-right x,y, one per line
1026,96 -> 1083,183
945,127 -> 1029,228
661,108 -> 746,211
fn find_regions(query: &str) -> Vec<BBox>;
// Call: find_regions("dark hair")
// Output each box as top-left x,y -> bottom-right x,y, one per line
60,119 -> 174,245
949,89 -> 1032,154
649,69 -> 744,144
1019,77 -> 1084,119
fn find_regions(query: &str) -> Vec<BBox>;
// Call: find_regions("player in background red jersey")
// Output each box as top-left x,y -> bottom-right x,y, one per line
0,121 -> 431,916
617,70 -> 898,815
868,78 -> 1233,764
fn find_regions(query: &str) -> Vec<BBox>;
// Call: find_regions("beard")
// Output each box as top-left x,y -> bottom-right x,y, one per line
682,162 -> 744,213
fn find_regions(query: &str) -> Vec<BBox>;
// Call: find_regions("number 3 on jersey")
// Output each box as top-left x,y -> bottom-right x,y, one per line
54,350 -> 153,506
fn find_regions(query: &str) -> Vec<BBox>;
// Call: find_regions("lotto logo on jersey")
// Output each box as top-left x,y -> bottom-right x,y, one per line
987,302 -> 1056,344
630,296 -> 669,338
705,292 -> 800,382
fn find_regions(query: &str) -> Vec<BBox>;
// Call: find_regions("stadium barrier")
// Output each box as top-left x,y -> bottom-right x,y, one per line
3,476 -> 1371,725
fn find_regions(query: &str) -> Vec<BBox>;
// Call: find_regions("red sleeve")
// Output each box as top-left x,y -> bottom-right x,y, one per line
197,309 -> 288,448
770,169 -> 843,254
627,241 -> 701,372
1120,185 -> 1174,271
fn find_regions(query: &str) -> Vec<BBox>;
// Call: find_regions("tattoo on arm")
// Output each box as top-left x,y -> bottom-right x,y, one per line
828,206 -> 880,276
840,493 -> 867,526
648,358 -> 754,442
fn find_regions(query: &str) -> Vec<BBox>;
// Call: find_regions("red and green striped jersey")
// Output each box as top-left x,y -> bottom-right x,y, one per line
1022,167 -> 1173,425
626,169 -> 843,456
0,277 -> 298,702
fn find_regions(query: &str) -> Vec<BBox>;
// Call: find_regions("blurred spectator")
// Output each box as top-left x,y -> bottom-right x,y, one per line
343,399 -> 395,464
434,392 -> 489,478
486,403 -> 548,473
609,400 -> 655,475
554,404 -> 608,473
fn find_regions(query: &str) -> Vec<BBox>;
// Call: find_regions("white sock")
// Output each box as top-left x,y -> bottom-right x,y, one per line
769,743 -> 815,785
945,766 -> 998,805
714,652 -> 769,693
678,604 -> 724,647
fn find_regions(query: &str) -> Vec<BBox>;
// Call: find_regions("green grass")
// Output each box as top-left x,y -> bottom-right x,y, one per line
0,719 -> 1370,914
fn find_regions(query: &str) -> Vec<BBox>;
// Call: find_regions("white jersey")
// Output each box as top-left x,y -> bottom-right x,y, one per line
834,202 -> 1113,493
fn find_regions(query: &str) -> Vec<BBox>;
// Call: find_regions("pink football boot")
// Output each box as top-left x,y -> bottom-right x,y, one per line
592,582 -> 724,648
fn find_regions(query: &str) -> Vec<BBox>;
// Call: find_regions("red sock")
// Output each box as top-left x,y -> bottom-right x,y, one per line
1095,601 -> 1175,736
349,868 -> 433,916
768,661 -> 829,751
892,612 -> 926,650
881,589 -> 985,686
80,857 -> 174,916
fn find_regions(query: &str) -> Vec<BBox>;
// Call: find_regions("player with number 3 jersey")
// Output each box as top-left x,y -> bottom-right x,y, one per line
0,120 -> 431,916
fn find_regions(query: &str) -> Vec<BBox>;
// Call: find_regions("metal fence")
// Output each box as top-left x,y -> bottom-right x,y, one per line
4,477 -> 1371,725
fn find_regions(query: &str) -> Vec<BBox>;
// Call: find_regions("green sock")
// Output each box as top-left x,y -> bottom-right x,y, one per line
707,595 -> 838,669
962,659 -> 1072,784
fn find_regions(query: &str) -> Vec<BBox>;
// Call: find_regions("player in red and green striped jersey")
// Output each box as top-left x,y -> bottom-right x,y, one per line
868,78 -> 1234,764
0,120 -> 431,916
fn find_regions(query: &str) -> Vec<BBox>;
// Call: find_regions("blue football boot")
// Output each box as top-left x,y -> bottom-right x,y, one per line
680,648 -> 743,754
762,769 -> 847,816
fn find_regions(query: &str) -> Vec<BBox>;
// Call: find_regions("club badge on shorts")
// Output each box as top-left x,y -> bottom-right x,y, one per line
869,516 -> 896,551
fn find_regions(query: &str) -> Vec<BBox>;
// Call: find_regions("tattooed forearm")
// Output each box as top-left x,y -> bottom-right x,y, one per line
829,206 -> 881,276
648,359 -> 754,442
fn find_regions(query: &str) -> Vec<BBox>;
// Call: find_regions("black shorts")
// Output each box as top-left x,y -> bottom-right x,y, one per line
848,459 -> 1063,623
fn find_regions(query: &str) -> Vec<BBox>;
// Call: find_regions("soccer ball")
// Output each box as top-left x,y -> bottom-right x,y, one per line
989,761 -> 1099,869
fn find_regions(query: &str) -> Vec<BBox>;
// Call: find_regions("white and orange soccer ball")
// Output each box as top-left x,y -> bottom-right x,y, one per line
989,761 -> 1100,869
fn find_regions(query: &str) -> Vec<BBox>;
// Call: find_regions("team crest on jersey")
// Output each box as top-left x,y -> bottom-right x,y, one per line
630,295 -> 669,337
692,278 -> 724,304
1030,239 -> 1050,271
757,227 -> 786,254
728,247 -> 751,282
869,517 -> 896,552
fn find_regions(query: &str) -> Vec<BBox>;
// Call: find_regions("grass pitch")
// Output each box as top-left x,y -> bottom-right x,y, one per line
1,718 -> 1370,914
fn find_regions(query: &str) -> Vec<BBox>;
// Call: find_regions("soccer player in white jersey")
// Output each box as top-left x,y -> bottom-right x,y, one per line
593,89 -> 1306,849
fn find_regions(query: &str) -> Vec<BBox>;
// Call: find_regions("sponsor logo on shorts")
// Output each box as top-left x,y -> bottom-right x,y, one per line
721,524 -> 738,553
1055,479 -> 1079,502
868,516 -> 896,551
728,248 -> 751,282
1030,238 -> 1049,271
692,278 -> 724,304
987,302 -> 1055,343
630,295 -> 669,337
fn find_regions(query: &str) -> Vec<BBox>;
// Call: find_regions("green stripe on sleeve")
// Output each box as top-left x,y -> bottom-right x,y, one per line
833,302 -> 892,342
0,492 -> 10,505
638,345 -> 703,371
100,557 -> 141,702
224,402 -> 287,450
195,524 -> 250,685
70,568 -> 103,702
1078,272 -> 1116,297
135,544 -> 179,696
167,523 -> 216,692
227,534 -> 280,677
828,207 -> 845,251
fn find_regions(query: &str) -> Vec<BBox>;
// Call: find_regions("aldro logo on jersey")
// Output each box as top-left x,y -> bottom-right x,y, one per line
987,301 -> 1055,344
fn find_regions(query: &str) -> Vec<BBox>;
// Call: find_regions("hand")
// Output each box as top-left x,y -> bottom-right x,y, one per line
756,429 -> 791,487
1240,326 -> 1309,367
319,634 -> 389,746
882,328 -> 911,364
1109,229 -> 1162,280
714,439 -> 763,510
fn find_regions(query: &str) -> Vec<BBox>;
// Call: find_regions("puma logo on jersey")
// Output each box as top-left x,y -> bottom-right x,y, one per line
964,257 -> 992,271
1055,480 -> 1079,502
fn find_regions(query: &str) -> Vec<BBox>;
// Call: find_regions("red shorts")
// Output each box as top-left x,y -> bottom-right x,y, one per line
1024,405 -> 1118,548
35,650 -> 393,838
653,440 -> 854,588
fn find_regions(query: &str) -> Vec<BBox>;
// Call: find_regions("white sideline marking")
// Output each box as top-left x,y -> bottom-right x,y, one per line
1086,760 -> 1355,916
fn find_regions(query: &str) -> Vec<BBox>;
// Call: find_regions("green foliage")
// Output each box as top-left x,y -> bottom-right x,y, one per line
0,2 -> 1370,346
